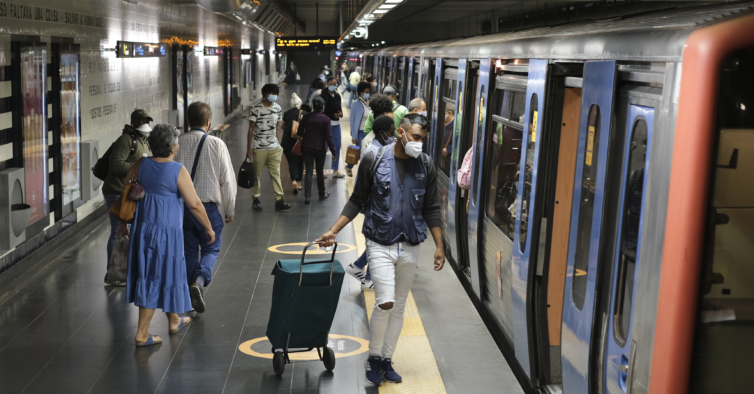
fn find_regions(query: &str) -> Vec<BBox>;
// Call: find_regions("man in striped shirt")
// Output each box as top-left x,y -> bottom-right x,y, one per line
176,102 -> 237,313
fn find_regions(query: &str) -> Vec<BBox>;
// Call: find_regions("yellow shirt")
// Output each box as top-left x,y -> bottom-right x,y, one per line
349,72 -> 361,86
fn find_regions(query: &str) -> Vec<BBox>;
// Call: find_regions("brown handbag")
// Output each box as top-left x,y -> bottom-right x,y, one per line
108,158 -> 146,224
290,109 -> 303,140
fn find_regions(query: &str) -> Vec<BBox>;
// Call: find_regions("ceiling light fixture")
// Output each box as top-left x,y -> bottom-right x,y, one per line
379,4 -> 396,9
373,10 -> 388,14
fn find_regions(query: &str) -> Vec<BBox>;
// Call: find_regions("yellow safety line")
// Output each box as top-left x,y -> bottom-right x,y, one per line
346,156 -> 447,394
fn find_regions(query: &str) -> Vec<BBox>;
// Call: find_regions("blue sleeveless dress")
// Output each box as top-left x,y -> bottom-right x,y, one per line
126,158 -> 192,313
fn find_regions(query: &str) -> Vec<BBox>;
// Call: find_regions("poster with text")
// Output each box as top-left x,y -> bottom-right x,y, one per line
22,44 -> 49,224
60,51 -> 81,205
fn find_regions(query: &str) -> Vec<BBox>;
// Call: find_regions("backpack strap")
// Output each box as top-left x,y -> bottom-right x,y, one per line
369,145 -> 389,179
190,133 -> 208,180
419,153 -> 430,177
127,132 -> 138,156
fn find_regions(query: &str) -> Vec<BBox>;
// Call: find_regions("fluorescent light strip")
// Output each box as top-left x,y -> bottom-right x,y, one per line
379,4 -> 396,9
373,10 -> 388,13
385,0 -> 402,3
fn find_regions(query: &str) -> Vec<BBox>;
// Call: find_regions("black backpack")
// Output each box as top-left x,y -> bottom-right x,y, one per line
92,133 -> 139,181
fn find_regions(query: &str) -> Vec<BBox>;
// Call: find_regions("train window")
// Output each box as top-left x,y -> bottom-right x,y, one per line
450,81 -> 464,185
690,47 -> 754,394
518,94 -> 539,253
613,117 -> 648,345
471,88 -> 486,206
572,104 -> 601,311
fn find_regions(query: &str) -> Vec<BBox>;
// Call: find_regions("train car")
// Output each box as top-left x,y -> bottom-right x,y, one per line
350,3 -> 754,393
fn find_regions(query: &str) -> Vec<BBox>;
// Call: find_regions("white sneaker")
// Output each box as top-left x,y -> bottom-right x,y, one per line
361,278 -> 374,291
345,263 -> 366,280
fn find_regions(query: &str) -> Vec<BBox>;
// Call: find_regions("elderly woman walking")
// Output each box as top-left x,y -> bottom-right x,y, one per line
121,124 -> 215,346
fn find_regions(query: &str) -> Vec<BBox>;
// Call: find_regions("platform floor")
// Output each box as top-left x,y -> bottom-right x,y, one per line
0,85 -> 523,394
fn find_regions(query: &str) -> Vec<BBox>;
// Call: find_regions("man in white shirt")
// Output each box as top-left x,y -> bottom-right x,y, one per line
246,83 -> 291,211
176,102 -> 236,313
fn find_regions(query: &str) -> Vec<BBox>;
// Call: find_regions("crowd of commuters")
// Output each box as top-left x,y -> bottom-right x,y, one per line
103,62 -> 445,385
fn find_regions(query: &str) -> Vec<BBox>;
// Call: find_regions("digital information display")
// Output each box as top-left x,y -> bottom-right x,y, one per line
240,49 -> 252,55
116,41 -> 166,58
115,41 -> 133,58
275,37 -> 337,50
204,47 -> 224,56
133,43 -> 168,58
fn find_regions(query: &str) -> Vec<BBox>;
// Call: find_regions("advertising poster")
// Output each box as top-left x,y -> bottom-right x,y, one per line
187,50 -> 194,112
60,51 -> 81,205
21,44 -> 49,225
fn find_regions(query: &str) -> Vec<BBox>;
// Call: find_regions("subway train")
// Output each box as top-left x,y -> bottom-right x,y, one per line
346,3 -> 754,394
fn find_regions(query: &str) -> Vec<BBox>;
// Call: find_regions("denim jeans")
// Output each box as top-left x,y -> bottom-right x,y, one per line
331,124 -> 342,171
104,194 -> 121,268
366,240 -> 420,359
184,203 -> 224,286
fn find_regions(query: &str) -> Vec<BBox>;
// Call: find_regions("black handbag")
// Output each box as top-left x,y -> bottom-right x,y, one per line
238,158 -> 256,189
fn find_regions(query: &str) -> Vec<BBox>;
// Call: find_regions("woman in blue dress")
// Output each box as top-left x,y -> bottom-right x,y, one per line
118,124 -> 215,346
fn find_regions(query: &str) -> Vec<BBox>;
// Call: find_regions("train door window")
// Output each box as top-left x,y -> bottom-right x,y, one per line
486,89 -> 525,239
690,47 -> 754,394
613,117 -> 648,344
572,105 -> 601,310
471,87 -> 486,206
440,69 -> 458,175
450,80 -> 464,186
518,94 -> 539,252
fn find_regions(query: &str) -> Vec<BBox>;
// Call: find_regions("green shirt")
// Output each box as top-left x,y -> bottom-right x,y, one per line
102,126 -> 150,195
364,101 -> 409,135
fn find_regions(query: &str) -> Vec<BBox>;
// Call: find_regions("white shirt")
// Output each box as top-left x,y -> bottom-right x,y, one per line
248,102 -> 282,150
175,129 -> 237,219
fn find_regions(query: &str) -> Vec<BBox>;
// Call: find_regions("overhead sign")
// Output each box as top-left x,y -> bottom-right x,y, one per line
240,49 -> 252,55
203,47 -> 224,56
133,43 -> 167,58
275,37 -> 337,51
116,41 -> 167,58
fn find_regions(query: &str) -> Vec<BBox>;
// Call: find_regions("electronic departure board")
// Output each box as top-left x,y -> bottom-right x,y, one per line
133,43 -> 168,58
204,47 -> 224,56
116,41 -> 167,58
275,37 -> 337,51
115,41 -> 133,58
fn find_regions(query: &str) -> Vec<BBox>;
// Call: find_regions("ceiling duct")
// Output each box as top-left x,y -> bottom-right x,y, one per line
195,0 -> 304,35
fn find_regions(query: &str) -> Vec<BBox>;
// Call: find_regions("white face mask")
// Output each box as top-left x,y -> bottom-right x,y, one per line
401,130 -> 423,158
417,111 -> 427,116
137,123 -> 152,135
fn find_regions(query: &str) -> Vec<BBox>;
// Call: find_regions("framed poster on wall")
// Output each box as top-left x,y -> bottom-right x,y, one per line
186,48 -> 194,118
51,43 -> 82,219
12,42 -> 49,226
174,44 -> 185,129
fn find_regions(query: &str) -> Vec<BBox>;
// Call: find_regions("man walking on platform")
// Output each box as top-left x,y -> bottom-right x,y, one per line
317,114 -> 445,386
246,83 -> 291,211
176,102 -> 237,313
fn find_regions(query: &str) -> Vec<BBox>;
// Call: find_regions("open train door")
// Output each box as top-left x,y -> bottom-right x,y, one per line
511,59 -> 548,379
561,60 -> 617,393
467,58 -> 493,300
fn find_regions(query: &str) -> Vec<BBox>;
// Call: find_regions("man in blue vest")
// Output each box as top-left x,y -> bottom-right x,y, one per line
317,114 -> 445,386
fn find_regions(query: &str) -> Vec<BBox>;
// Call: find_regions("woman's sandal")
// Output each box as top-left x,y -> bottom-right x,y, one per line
169,316 -> 192,334
135,334 -> 162,347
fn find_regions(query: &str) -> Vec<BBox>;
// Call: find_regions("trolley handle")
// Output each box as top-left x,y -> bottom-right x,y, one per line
298,241 -> 338,286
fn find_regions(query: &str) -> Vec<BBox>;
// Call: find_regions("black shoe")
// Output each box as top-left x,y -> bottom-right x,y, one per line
252,198 -> 262,210
275,199 -> 291,211
319,192 -> 330,201
293,188 -> 299,195
104,274 -> 126,287
304,197 -> 311,204
190,284 -> 206,313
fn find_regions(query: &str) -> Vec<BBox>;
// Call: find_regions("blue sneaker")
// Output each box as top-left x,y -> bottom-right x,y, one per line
365,355 -> 382,386
381,358 -> 402,383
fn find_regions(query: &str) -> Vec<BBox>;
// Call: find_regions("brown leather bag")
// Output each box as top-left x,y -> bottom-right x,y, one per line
109,158 -> 145,224
290,109 -> 303,140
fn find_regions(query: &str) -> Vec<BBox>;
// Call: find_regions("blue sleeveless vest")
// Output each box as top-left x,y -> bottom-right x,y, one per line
363,147 -> 428,246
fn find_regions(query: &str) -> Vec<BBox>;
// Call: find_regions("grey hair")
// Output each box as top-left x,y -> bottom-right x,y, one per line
355,66 -> 362,74
290,93 -> 302,108
409,98 -> 425,112
148,124 -> 180,158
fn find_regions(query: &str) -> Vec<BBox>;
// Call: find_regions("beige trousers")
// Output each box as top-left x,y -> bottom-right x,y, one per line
251,146 -> 284,200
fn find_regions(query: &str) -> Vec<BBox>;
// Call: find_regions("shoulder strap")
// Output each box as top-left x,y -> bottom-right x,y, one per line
190,133 -> 208,180
128,133 -> 138,156
130,157 -> 144,183
369,145 -> 389,178
419,153 -> 431,176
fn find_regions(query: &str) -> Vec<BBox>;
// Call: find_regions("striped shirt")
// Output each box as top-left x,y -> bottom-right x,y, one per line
175,129 -> 237,219
248,102 -> 282,150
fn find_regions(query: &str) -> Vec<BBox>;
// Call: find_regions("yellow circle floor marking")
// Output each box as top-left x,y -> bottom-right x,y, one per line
267,242 -> 356,255
238,334 -> 369,360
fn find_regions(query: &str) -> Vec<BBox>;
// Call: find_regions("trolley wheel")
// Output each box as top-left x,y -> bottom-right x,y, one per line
273,352 -> 286,376
323,347 -> 336,371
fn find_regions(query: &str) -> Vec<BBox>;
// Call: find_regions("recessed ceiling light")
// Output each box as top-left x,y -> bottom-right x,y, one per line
385,0 -> 402,3
379,4 -> 396,9
373,10 -> 388,13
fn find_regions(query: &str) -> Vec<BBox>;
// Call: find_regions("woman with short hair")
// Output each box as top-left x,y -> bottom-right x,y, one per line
121,124 -> 215,347
281,93 -> 306,193
299,96 -> 337,203
346,81 -> 372,177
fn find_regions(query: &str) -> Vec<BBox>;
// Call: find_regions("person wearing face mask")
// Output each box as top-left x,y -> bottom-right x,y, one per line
348,66 -> 362,107
317,114 -> 445,386
408,98 -> 427,116
102,109 -> 153,287
318,67 -> 329,82
246,84 -> 291,211
362,85 -> 409,150
321,77 -> 346,178
346,81 -> 372,177
442,104 -> 456,171
281,93 -> 306,193
367,76 -> 377,91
